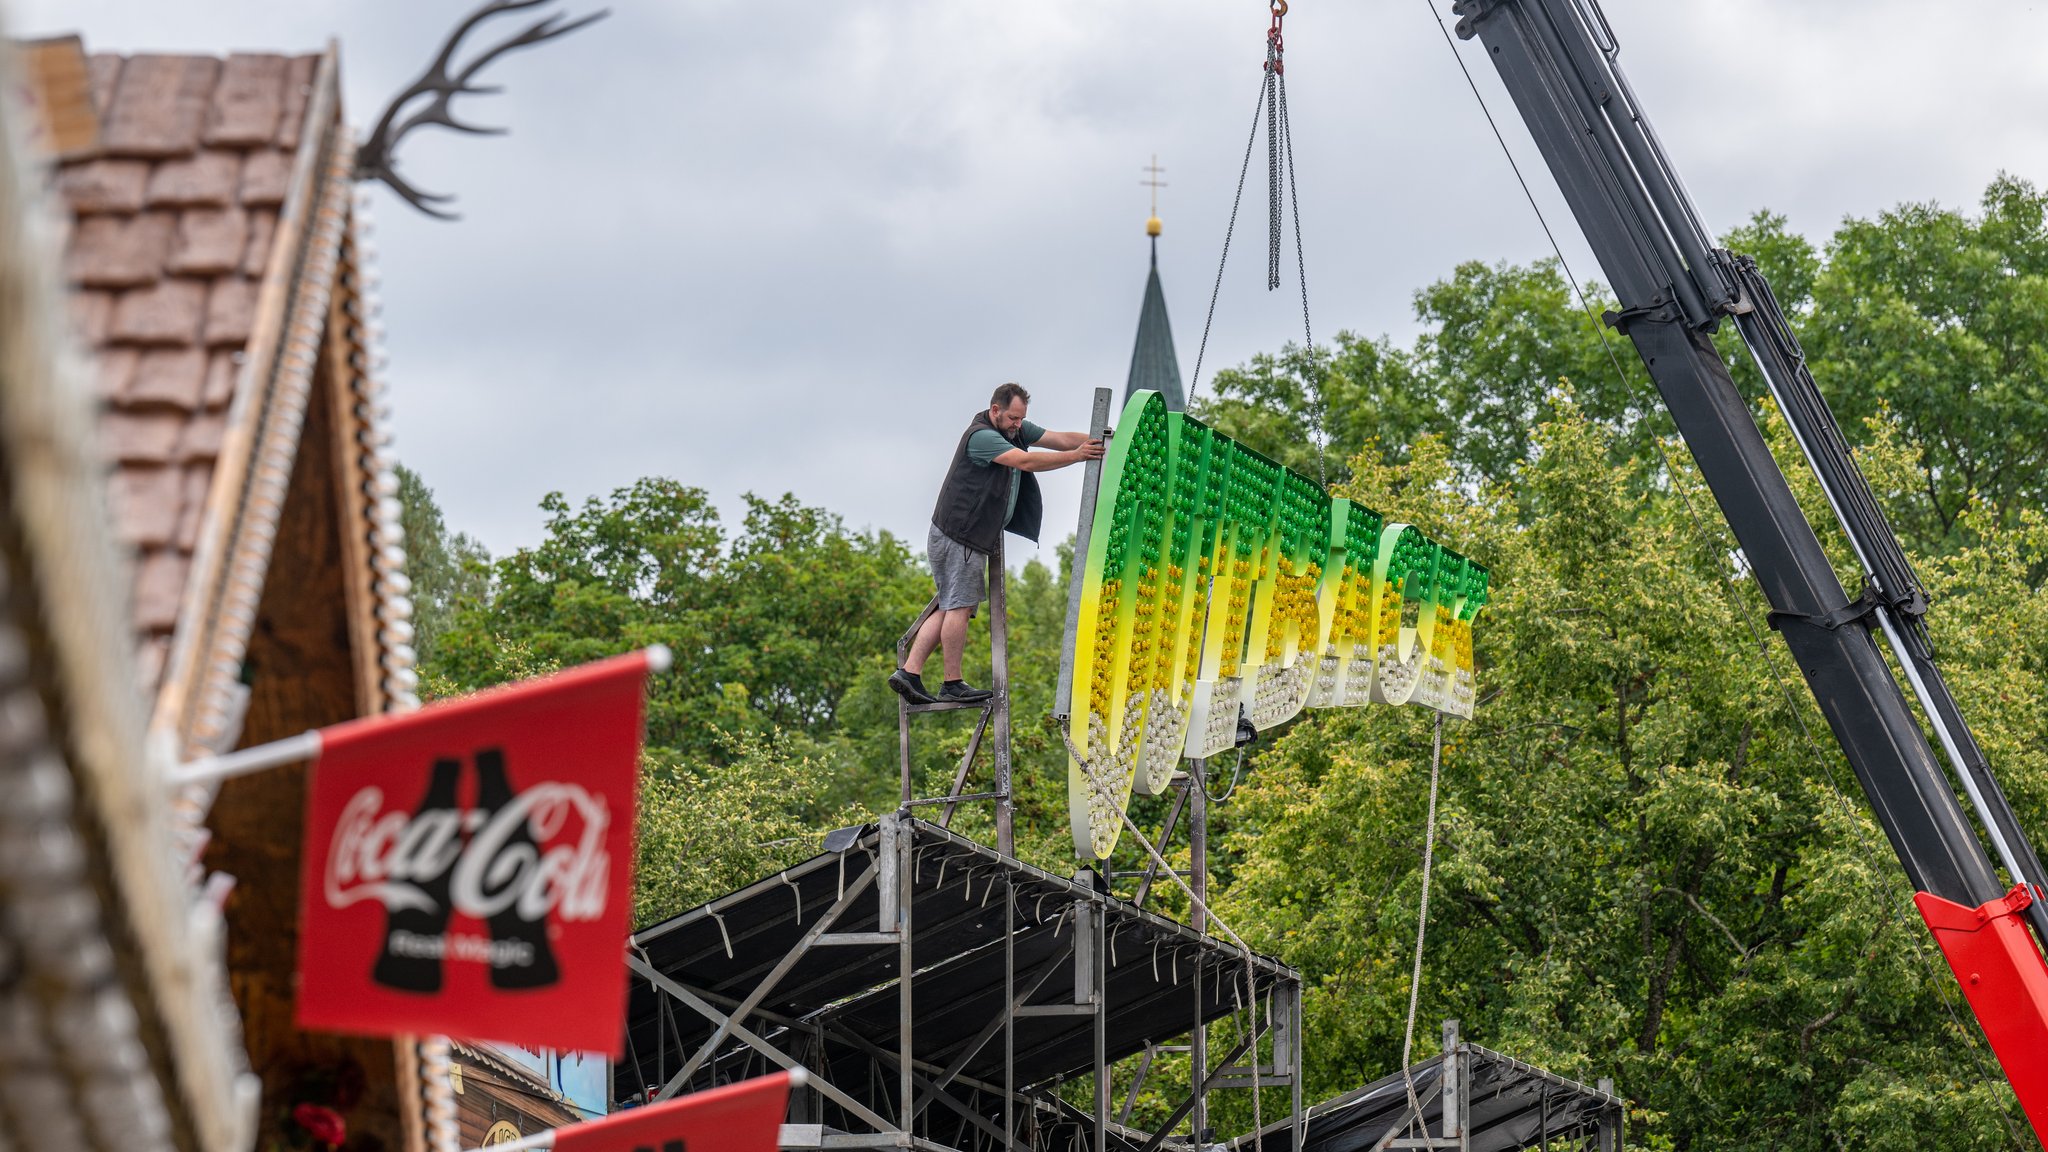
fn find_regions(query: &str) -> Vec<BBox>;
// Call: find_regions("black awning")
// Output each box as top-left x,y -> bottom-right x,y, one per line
619,818 -> 1296,1107
1232,1040 -> 1622,1152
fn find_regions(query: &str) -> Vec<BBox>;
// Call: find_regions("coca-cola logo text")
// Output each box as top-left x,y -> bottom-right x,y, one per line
325,782 -> 611,923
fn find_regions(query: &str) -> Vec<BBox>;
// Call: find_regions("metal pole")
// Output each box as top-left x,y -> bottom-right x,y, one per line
1054,387 -> 1116,719
1291,980 -> 1304,1151
897,600 -> 936,811
1596,1076 -> 1619,1152
896,816 -> 914,1137
991,538 -> 1014,856
1441,1019 -> 1462,1147
1005,872 -> 1016,1151
899,700 -> 913,809
1189,757 -> 1208,1144
1093,901 -> 1108,1152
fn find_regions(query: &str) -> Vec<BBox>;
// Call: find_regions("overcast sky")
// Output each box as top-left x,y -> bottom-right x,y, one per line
17,1 -> 2048,565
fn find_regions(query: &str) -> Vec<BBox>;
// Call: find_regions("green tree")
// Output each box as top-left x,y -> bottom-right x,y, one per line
426,481 -> 932,764
635,731 -> 861,925
1203,404 -> 2039,1150
1206,175 -> 2048,560
393,463 -> 491,668
1753,176 -> 2048,549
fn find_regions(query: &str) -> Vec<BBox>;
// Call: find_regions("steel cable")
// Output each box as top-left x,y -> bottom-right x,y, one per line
1186,76 -> 1271,409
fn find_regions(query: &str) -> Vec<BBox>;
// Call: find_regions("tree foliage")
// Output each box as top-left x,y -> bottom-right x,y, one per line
409,478 -> 935,923
1748,175 -> 2048,549
393,464 -> 490,668
427,480 -> 931,764
1205,404 -> 2040,1149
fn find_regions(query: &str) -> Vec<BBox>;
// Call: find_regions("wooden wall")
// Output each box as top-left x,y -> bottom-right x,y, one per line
201,347 -> 411,1152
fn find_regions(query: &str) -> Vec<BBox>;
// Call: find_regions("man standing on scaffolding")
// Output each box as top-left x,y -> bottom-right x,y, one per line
890,382 -> 1106,705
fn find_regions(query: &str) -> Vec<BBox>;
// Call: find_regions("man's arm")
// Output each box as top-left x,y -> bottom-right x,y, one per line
993,436 -> 1105,472
1035,429 -> 1095,451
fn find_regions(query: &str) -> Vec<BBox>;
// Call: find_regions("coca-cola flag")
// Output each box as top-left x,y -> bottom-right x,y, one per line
554,1072 -> 792,1152
297,649 -> 659,1054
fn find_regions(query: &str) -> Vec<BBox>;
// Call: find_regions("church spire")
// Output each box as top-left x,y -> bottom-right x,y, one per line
1126,156 -> 1185,411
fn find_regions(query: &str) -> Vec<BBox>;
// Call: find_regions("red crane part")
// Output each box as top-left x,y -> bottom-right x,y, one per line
1917,885 -> 2048,1131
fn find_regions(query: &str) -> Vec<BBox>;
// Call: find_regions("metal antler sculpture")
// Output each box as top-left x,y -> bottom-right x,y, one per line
354,0 -> 608,219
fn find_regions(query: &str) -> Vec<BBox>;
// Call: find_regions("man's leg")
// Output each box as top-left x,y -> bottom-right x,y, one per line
937,607 -> 973,681
903,608 -> 946,675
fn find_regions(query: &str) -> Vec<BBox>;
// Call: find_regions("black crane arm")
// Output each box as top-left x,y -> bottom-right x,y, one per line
1446,0 -> 2048,1132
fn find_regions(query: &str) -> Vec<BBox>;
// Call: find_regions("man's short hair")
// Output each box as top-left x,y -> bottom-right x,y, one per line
990,382 -> 1031,410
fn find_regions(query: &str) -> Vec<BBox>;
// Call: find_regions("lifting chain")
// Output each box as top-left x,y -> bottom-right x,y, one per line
1189,0 -> 1328,490
1265,1 -> 1286,290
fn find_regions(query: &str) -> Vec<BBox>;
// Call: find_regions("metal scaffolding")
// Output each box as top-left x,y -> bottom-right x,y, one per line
1231,1020 -> 1622,1152
618,814 -> 1304,1151
895,541 -> 1015,855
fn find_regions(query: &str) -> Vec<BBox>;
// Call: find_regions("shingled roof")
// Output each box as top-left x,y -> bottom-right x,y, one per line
44,42 -> 417,751
58,51 -> 318,685
1124,231 -> 1185,412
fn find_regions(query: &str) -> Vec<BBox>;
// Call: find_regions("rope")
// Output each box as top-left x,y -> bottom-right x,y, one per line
1399,711 -> 1445,1137
1186,76 -> 1268,409
1057,718 -> 1264,1152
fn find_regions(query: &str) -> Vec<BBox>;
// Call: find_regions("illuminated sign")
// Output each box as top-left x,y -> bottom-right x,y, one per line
1067,390 -> 1489,860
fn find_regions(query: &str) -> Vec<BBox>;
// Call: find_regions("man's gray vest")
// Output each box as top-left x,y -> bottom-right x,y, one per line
932,409 -> 1042,554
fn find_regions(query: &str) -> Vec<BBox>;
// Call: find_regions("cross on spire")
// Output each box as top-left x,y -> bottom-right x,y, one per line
1141,154 -> 1167,217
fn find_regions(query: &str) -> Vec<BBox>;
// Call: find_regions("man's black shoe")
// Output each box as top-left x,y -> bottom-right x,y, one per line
939,679 -> 995,703
889,668 -> 939,705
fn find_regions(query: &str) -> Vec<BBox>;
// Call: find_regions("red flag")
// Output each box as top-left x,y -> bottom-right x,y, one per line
296,650 -> 656,1054
554,1073 -> 792,1152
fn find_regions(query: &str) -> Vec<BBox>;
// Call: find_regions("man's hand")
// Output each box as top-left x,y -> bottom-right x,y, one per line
1076,438 -> 1106,462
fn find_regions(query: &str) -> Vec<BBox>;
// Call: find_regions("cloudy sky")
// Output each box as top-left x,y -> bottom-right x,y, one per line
18,1 -> 2048,564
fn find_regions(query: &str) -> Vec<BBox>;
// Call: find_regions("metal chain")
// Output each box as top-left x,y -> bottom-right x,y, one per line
1275,67 -> 1328,490
1266,42 -> 1282,292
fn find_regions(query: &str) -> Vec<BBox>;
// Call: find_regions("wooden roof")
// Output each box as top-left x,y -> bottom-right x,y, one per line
44,41 -> 418,753
59,51 -> 319,679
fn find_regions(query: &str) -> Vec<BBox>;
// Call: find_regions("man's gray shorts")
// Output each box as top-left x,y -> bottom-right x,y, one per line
928,524 -> 988,612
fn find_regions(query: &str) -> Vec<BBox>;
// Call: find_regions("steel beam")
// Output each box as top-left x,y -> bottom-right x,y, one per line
895,815 -> 915,1135
990,541 -> 1014,856
910,946 -> 1071,1122
661,864 -> 879,1095
625,952 -> 898,1136
1054,387 -> 1116,718
1132,1031 -> 1259,1152
1131,780 -> 1189,911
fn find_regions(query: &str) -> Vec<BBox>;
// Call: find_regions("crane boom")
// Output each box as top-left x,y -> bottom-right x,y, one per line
1447,0 -> 2048,1134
